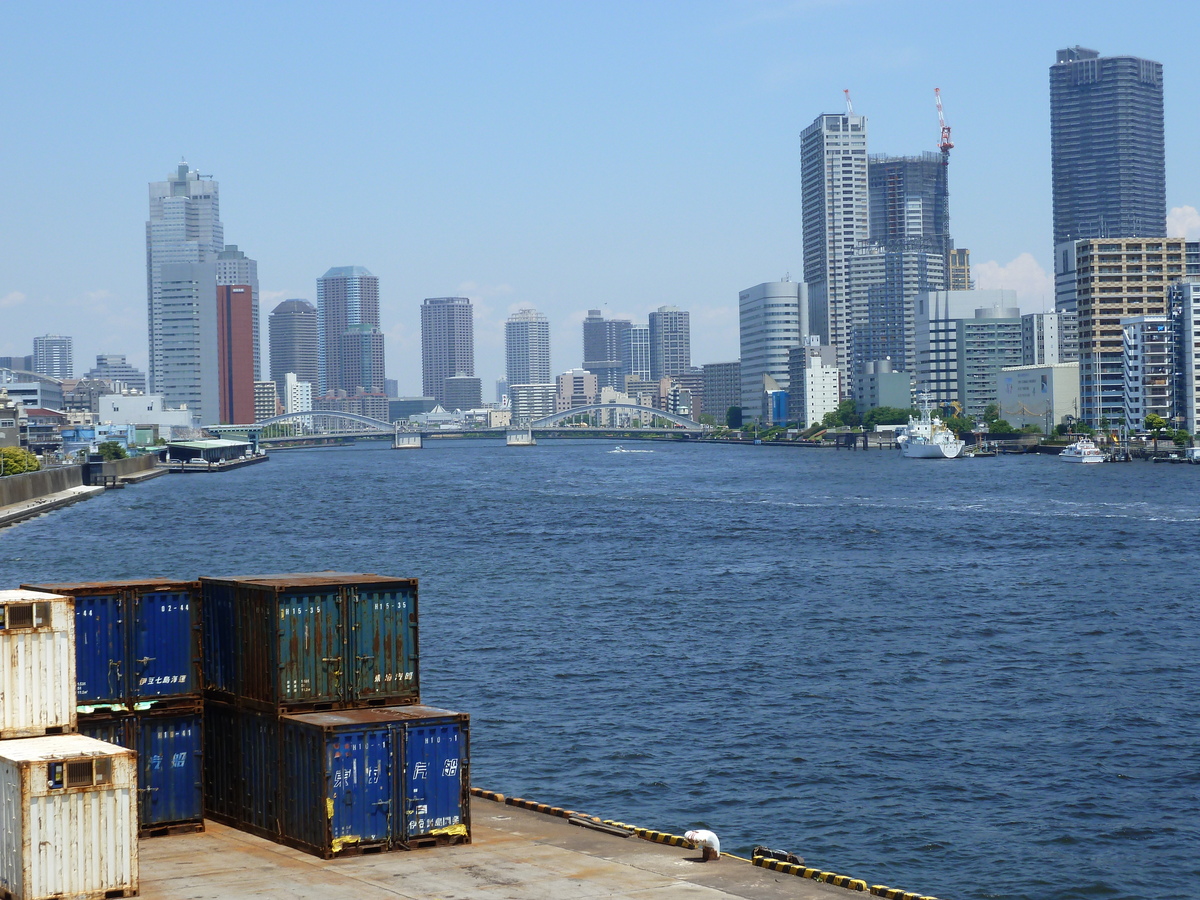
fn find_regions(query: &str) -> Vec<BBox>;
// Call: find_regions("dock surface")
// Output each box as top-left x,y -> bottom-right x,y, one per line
140,797 -> 853,899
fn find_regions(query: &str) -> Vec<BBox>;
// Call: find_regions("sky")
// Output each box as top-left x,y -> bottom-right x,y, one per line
2,1 -> 1198,396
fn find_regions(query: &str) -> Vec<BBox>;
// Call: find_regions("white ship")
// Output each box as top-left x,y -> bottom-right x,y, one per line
897,395 -> 965,460
1059,437 -> 1105,463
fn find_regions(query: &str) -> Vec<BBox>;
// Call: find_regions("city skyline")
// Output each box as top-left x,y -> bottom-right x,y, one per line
5,4 -> 1200,395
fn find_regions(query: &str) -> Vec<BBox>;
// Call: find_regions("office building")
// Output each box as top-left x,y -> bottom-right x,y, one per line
496,379 -> 508,403
421,297 -> 474,406
157,261 -> 217,425
787,340 -> 840,427
318,267 -> 381,395
1169,280 -> 1200,433
852,359 -> 911,412
510,383 -> 556,424
339,323 -> 387,395
147,161 -> 223,395
996,363 -> 1081,430
1075,238 -> 1184,425
1051,47 -> 1166,247
384,378 -> 398,398
505,308 -> 551,387
1121,315 -> 1172,428
582,310 -> 631,390
915,289 -> 1021,414
849,241 -> 945,377
33,335 -> 73,380
739,281 -> 804,423
84,354 -> 147,394
648,305 -> 690,380
215,285 -> 256,424
949,249 -> 972,291
0,356 -> 33,373
216,245 -> 261,380
443,374 -> 482,411
674,368 -> 704,420
282,372 -> 314,416
801,111 -> 869,383
702,362 -> 741,426
1022,313 -> 1064,366
254,381 -> 279,422
625,324 -> 650,382
269,299 -> 320,398
556,368 -> 598,412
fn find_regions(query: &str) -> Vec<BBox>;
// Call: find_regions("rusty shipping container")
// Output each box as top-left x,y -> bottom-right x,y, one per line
0,590 -> 76,739
24,579 -> 200,710
201,700 -> 280,839
278,706 -> 470,858
78,704 -> 204,836
200,572 -> 419,711
0,734 -> 138,900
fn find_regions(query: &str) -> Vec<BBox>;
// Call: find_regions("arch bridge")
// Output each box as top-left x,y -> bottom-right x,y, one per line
531,404 -> 703,431
206,410 -> 395,438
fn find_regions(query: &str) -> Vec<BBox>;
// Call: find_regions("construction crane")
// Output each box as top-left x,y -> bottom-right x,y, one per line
844,89 -> 854,116
935,87 -> 953,157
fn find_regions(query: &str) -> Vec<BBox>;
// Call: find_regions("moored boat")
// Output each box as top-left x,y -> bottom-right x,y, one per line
897,394 -> 965,460
1059,437 -> 1105,463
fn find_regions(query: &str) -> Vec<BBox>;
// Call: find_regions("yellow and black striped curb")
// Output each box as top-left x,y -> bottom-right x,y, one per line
503,796 -> 581,819
604,821 -> 696,848
469,788 -> 506,803
870,887 -> 940,900
753,857 -> 868,891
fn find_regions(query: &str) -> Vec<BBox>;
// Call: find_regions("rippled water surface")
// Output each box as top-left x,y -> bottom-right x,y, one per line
3,440 -> 1198,900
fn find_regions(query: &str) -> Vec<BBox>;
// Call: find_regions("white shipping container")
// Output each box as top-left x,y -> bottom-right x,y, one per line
0,734 -> 138,900
0,590 -> 76,739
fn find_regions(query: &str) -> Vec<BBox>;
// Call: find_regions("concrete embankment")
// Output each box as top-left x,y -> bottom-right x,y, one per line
0,456 -> 164,528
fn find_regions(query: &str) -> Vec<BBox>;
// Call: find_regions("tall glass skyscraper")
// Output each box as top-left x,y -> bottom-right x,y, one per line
505,308 -> 551,387
1050,47 -> 1166,246
316,267 -> 383,395
268,299 -> 320,397
146,161 -> 223,394
420,297 -> 474,406
648,305 -> 690,380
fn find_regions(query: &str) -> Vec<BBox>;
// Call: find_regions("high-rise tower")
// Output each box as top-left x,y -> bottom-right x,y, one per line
505,308 -> 551,387
316,266 -> 382,395
801,113 -> 869,389
216,245 -> 261,380
146,161 -> 223,394
421,297 -> 474,406
32,335 -> 73,380
268,299 -> 320,397
648,306 -> 690,380
1050,47 -> 1166,248
582,310 -> 631,390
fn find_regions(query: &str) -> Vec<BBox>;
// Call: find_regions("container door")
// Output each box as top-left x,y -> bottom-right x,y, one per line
138,712 -> 203,826
74,592 -> 126,704
399,720 -> 466,842
277,589 -> 345,706
132,590 -> 197,700
200,582 -> 237,695
349,585 -> 419,704
326,727 -> 394,850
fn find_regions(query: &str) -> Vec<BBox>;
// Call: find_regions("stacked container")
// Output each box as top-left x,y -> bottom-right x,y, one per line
199,572 -> 469,858
24,579 -> 204,837
0,591 -> 139,900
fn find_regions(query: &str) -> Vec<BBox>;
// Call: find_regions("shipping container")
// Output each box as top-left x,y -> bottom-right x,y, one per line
0,734 -> 138,900
23,579 -> 200,709
0,590 -> 76,739
201,700 -> 279,839
199,573 -> 419,711
79,706 -> 204,835
278,705 -> 470,858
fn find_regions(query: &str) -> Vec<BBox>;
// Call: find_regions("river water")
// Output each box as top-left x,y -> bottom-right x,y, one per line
2,440 -> 1197,900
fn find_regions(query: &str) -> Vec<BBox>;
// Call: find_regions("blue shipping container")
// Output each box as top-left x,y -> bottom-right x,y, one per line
23,579 -> 200,708
278,705 -> 469,858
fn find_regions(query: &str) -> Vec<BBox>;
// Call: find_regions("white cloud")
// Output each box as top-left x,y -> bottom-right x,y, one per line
972,253 -> 1054,311
1167,206 -> 1200,240
0,291 -> 27,309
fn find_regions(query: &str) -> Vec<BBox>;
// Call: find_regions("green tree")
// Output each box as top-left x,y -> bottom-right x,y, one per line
862,406 -> 915,428
835,399 -> 860,427
0,447 -> 41,476
1172,429 -> 1190,448
988,419 -> 1017,434
1145,413 -> 1168,450
982,403 -> 1001,425
726,406 -> 743,429
944,414 -> 974,435
96,441 -> 127,461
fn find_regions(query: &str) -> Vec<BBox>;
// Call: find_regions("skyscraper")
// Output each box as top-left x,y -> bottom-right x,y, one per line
1050,47 -> 1166,248
648,305 -> 690,379
420,297 -> 474,406
624,324 -> 650,382
216,245 -> 261,380
739,281 -> 805,422
84,354 -> 146,393
268,300 -> 320,398
158,261 -> 219,424
505,308 -> 551,387
32,335 -> 73,380
317,267 -> 382,395
215,285 -> 256,424
582,310 -> 631,390
147,162 -> 223,395
801,112 -> 869,386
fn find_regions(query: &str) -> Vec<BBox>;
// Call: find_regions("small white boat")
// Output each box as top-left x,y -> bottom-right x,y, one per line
1059,437 -> 1105,463
897,394 -> 965,460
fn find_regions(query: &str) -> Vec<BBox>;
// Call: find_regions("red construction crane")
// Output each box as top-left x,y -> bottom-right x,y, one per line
935,87 -> 953,156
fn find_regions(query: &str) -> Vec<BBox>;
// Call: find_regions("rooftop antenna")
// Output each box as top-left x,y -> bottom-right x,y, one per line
843,89 -> 854,116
